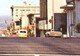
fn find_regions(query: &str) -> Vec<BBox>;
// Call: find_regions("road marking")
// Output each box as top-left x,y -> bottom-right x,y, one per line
34,54 -> 40,56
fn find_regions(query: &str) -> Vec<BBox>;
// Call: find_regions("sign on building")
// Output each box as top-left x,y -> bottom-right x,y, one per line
38,20 -> 47,30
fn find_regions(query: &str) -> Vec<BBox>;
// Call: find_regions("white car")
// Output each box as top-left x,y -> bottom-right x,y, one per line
17,29 -> 27,37
2,34 -> 5,37
45,29 -> 62,37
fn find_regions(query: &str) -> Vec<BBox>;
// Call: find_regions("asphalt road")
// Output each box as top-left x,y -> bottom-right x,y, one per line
0,37 -> 79,55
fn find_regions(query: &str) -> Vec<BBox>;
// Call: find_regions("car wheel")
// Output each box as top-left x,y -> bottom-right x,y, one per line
45,34 -> 49,37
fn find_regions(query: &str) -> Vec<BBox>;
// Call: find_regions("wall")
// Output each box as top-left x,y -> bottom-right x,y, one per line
54,0 -> 66,13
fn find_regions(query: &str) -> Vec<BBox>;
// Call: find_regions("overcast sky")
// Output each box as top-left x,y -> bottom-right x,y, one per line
0,0 -> 40,16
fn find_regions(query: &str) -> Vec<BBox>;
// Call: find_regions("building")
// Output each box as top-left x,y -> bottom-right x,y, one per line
40,0 -> 66,37
40,0 -> 66,29
61,0 -> 80,37
27,14 -> 40,37
40,0 -> 47,19
10,4 -> 40,34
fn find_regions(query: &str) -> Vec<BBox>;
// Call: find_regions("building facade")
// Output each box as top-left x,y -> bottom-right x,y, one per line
11,5 -> 40,33
40,0 -> 66,29
63,0 -> 80,37
40,0 -> 54,30
40,0 -> 66,37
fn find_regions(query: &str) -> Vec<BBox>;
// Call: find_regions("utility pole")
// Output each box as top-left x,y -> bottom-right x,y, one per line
47,0 -> 54,30
5,19 -> 7,30
52,0 -> 54,30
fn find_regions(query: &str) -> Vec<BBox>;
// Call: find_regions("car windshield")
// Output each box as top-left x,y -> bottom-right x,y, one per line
20,31 -> 26,33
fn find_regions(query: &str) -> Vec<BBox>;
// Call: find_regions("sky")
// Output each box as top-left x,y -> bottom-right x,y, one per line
0,0 -> 40,16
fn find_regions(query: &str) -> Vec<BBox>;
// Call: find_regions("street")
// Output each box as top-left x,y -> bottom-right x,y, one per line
0,37 -> 79,55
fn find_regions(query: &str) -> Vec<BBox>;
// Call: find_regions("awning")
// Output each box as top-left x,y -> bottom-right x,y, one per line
60,5 -> 74,10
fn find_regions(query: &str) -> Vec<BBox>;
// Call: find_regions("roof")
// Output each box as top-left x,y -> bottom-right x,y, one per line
60,5 -> 74,10
11,5 -> 40,9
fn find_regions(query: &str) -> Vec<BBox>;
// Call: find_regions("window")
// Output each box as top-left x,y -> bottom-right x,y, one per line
21,15 -> 25,17
20,9 -> 25,11
20,31 -> 26,33
32,9 -> 36,11
23,10 -> 25,11
16,15 -> 18,17
16,9 -> 18,11
26,9 -> 30,11
16,12 -> 18,14
15,21 -> 20,25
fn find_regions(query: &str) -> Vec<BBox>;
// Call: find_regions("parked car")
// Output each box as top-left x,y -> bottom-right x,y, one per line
17,29 -> 27,37
1,34 -> 6,37
45,29 -> 62,37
